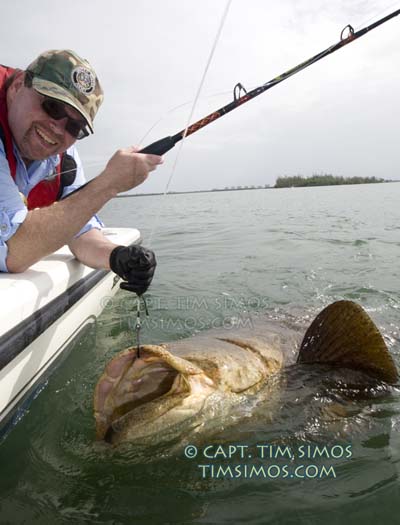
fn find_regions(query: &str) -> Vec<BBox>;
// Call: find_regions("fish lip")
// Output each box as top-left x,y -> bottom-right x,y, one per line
137,344 -> 216,391
94,344 -> 215,443
137,344 -> 205,375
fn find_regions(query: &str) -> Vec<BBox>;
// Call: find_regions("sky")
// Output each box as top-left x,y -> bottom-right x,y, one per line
2,0 -> 400,193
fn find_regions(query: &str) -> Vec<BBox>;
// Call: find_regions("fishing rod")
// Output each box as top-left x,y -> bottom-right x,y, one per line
139,8 -> 400,156
62,7 -> 400,200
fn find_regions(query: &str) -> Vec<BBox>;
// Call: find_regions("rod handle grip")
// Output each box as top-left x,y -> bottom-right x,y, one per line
139,136 -> 177,155
61,136 -> 178,200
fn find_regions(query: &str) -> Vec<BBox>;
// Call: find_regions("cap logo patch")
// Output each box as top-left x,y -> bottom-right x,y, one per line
71,66 -> 96,94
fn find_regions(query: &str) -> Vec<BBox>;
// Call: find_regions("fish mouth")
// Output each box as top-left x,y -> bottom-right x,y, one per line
94,345 -> 214,444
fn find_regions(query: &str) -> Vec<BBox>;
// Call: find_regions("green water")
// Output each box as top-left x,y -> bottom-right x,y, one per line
1,184 -> 400,524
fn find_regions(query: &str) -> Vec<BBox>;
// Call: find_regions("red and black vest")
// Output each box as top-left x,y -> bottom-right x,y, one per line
0,65 -> 76,210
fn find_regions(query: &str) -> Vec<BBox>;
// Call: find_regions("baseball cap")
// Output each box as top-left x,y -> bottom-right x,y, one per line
26,49 -> 104,133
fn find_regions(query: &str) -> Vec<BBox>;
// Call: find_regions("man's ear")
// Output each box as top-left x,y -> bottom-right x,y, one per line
7,70 -> 25,102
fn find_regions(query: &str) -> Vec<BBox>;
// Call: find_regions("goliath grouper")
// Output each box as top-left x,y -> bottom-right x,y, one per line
94,301 -> 398,445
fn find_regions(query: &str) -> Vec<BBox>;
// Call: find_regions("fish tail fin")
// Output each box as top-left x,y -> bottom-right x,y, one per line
297,300 -> 398,383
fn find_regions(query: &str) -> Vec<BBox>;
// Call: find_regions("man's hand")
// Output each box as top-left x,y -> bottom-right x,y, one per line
109,244 -> 156,295
101,146 -> 163,194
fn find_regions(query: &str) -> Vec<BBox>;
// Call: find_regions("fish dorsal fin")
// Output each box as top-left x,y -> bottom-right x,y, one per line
297,301 -> 398,383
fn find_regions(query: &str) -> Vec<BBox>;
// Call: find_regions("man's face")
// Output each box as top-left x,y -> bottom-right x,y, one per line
7,72 -> 84,161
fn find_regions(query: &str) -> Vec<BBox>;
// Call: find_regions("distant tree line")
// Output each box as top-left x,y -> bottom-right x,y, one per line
274,174 -> 386,188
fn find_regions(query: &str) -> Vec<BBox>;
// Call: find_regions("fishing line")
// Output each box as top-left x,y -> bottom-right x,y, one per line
147,0 -> 233,246
126,0 -> 232,346
137,88 -> 241,149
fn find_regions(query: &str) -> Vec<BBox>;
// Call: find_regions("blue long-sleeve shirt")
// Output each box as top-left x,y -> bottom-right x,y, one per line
0,140 -> 103,272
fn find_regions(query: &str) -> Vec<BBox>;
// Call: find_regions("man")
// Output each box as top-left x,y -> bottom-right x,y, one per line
0,49 -> 162,294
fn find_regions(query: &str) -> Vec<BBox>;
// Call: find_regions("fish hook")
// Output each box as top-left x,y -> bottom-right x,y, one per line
135,295 -> 149,358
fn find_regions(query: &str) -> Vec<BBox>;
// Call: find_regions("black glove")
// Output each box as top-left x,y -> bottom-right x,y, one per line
109,244 -> 157,296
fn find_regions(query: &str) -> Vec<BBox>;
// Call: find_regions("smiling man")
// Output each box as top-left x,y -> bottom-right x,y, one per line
0,50 -> 162,295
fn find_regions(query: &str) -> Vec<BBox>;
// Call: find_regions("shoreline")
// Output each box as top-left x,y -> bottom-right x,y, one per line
116,180 -> 399,198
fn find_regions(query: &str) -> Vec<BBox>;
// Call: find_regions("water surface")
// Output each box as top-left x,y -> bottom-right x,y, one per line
0,183 -> 399,524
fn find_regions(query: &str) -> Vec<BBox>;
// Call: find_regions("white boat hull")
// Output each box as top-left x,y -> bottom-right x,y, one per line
0,227 -> 140,431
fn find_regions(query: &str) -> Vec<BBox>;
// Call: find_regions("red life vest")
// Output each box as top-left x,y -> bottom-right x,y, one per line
0,65 -> 75,210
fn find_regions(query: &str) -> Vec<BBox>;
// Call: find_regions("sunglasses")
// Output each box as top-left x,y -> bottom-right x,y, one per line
41,98 -> 90,140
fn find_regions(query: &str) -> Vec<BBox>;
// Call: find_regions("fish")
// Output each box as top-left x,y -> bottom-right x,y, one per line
94,300 -> 398,445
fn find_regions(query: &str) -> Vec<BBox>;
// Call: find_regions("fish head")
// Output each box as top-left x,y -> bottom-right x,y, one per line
94,344 -> 217,445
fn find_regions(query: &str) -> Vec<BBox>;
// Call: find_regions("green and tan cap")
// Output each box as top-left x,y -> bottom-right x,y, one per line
26,49 -> 104,133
